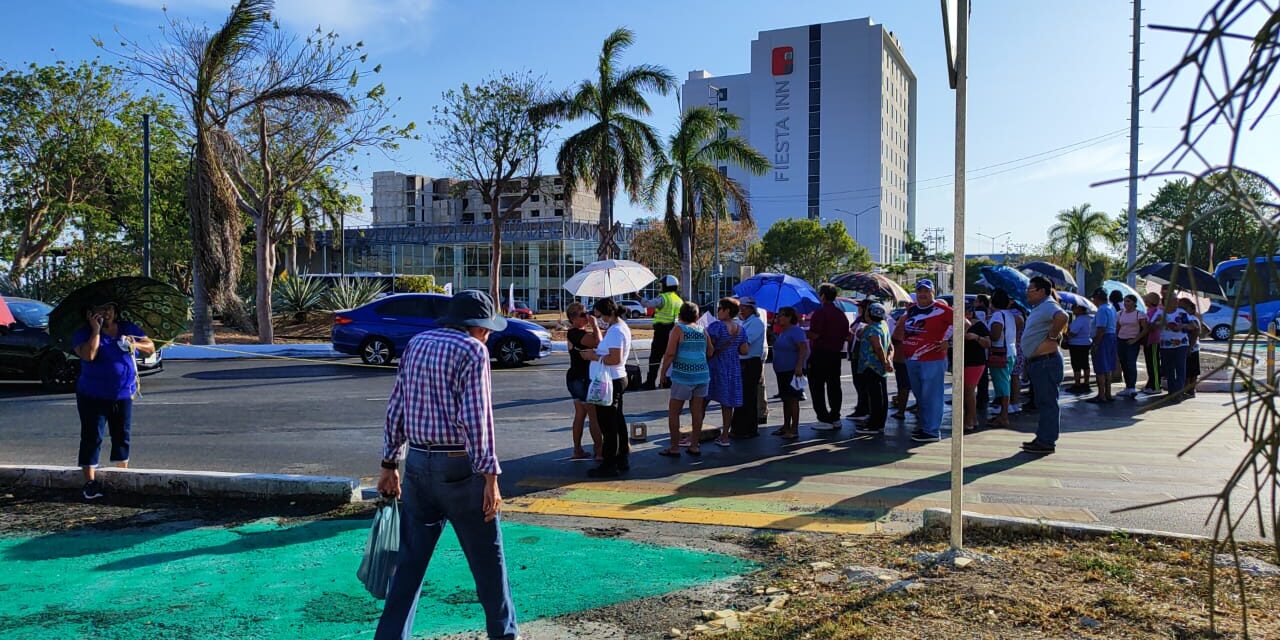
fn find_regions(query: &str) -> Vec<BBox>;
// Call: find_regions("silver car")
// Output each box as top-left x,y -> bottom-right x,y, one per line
1200,303 -> 1253,341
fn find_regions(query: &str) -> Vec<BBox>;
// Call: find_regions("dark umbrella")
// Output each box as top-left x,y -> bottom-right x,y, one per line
829,271 -> 912,304
1018,261 -> 1077,291
733,273 -> 821,314
979,265 -> 1030,308
1136,262 -> 1226,299
48,277 -> 190,351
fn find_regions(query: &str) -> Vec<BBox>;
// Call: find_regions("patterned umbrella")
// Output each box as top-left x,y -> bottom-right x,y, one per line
733,273 -> 821,314
829,271 -> 911,304
1018,261 -> 1077,291
47,277 -> 190,351
979,265 -> 1030,309
1101,280 -> 1146,313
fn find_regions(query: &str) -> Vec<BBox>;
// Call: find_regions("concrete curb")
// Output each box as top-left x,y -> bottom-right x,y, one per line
162,344 -> 345,361
922,508 -> 1210,542
0,465 -> 358,503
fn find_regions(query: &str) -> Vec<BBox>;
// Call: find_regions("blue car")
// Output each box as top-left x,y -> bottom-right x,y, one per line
331,293 -> 552,368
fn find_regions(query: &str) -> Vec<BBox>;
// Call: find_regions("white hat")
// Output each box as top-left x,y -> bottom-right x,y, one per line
662,275 -> 679,287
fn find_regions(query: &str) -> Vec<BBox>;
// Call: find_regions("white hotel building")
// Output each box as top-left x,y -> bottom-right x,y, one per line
683,17 -> 917,264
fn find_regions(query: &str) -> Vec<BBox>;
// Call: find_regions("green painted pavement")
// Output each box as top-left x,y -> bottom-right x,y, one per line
0,519 -> 752,640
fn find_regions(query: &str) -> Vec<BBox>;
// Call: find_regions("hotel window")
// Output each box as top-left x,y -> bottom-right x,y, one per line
529,209 -> 540,218
554,208 -> 564,217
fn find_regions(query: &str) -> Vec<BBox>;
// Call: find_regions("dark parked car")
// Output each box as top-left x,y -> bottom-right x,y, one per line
331,293 -> 552,367
0,297 -> 162,391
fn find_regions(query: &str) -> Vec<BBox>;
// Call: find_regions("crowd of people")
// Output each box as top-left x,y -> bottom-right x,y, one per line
559,273 -> 1210,467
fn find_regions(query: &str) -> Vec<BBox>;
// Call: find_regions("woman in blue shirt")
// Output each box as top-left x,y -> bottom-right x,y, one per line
771,307 -> 809,440
72,302 -> 155,500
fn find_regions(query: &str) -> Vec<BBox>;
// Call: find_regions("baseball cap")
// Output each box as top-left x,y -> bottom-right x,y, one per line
915,279 -> 935,292
440,290 -> 508,332
739,296 -> 757,307
868,302 -> 887,320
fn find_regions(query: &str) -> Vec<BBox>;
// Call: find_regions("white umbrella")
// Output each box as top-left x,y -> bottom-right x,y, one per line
562,259 -> 657,298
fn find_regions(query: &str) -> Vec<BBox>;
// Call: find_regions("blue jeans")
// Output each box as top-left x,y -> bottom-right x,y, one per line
76,394 -> 132,467
375,449 -> 518,640
1026,353 -> 1064,446
906,358 -> 947,437
1117,339 -> 1142,390
1161,346 -> 1189,395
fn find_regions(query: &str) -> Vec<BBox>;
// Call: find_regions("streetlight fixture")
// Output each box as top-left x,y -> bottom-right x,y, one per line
976,231 -> 1010,255
833,205 -> 878,254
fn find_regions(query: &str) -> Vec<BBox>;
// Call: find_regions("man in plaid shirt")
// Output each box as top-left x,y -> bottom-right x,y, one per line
375,290 -> 519,640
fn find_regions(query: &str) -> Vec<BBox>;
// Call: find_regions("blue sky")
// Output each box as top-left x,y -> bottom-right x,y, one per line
1,0 -> 1274,254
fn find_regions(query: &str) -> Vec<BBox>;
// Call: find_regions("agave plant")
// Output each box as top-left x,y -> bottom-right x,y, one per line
273,274 -> 328,321
324,277 -> 385,312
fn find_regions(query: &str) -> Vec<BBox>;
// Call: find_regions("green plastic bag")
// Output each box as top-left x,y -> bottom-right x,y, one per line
356,498 -> 401,599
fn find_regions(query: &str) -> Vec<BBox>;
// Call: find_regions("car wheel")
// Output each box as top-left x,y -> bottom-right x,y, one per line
360,337 -> 394,366
1212,324 -> 1232,341
38,352 -> 79,392
494,337 -> 526,368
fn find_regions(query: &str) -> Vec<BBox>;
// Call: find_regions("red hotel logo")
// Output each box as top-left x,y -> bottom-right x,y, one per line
772,46 -> 794,76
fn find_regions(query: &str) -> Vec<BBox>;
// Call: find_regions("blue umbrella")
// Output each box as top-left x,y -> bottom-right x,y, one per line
1019,261 -> 1078,291
979,265 -> 1030,309
1102,280 -> 1146,313
733,273 -> 821,314
1057,291 -> 1096,313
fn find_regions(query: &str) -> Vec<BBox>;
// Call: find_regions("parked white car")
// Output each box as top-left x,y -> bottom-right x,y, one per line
1200,303 -> 1253,341
616,299 -> 647,319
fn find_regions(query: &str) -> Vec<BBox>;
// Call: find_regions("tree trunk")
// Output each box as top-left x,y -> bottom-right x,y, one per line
597,178 -> 616,260
285,242 -> 297,276
1076,261 -> 1087,294
6,254 -> 32,289
191,262 -> 215,345
490,206 -> 504,308
256,213 -> 276,344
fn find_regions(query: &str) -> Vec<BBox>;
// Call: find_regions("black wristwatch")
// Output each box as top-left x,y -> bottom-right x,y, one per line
380,460 -> 399,470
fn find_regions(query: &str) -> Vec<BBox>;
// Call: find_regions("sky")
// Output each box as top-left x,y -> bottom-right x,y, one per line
1,0 -> 1275,255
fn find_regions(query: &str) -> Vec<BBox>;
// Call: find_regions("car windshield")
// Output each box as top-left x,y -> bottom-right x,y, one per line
8,300 -> 52,327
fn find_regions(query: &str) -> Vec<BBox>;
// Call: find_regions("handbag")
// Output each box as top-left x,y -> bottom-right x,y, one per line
790,374 -> 808,392
356,498 -> 401,600
625,348 -> 643,391
987,310 -> 1009,368
586,367 -> 614,405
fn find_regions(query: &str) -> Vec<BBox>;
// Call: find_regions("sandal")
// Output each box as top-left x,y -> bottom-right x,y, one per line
658,448 -> 681,458
715,438 -> 731,447
686,447 -> 702,456
678,437 -> 692,447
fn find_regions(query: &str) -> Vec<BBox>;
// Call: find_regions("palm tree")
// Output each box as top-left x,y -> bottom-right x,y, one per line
534,27 -> 676,260
1047,203 -> 1121,292
645,106 -> 769,299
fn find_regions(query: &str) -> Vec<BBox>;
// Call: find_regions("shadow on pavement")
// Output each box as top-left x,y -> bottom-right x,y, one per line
183,363 -> 395,381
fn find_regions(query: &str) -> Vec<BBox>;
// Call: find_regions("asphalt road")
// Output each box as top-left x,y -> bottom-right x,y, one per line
0,354 -> 1264,538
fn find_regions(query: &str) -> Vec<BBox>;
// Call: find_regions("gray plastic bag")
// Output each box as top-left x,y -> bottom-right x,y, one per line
356,498 -> 401,599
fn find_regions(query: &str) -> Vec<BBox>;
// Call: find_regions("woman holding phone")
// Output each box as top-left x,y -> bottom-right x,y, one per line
72,301 -> 155,500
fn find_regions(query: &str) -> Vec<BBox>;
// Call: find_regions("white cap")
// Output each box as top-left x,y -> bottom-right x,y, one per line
662,275 -> 679,287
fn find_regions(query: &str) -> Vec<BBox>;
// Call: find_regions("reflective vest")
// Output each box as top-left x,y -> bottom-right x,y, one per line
653,291 -> 683,325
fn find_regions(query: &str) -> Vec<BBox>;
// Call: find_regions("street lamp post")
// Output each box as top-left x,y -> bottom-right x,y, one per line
976,231 -> 1010,256
834,205 -> 878,257
708,85 -> 724,300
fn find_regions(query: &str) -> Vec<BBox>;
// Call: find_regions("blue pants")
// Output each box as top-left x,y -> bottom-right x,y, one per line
1117,339 -> 1142,390
76,394 -> 132,467
1026,353 -> 1064,446
375,450 -> 518,640
1161,346 -> 1189,395
906,358 -> 947,437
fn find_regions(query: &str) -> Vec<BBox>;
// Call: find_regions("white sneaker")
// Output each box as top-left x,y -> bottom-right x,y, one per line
1119,388 -> 1137,398
812,422 -> 838,431
1141,388 -> 1161,396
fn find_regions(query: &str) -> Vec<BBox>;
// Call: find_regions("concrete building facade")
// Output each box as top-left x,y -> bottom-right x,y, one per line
682,17 -> 917,264
370,171 -> 600,226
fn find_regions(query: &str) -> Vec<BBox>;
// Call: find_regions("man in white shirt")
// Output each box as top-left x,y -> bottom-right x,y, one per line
730,296 -> 767,438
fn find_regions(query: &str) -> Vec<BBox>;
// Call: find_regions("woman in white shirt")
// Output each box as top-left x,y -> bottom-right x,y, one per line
581,298 -> 632,478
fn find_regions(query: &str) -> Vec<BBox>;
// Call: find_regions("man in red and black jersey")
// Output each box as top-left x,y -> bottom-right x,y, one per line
892,279 -> 954,443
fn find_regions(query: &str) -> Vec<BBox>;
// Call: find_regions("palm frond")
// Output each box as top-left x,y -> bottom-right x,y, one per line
614,63 -> 677,97
198,0 -> 271,106
253,86 -> 350,114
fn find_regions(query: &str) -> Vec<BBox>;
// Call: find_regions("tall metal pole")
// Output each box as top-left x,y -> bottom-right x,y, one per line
340,209 -> 346,276
949,0 -> 969,551
142,113 -> 152,278
714,205 -> 721,301
1126,0 -> 1141,286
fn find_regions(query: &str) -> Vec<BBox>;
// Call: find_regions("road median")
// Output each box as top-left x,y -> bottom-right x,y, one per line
0,464 -> 358,503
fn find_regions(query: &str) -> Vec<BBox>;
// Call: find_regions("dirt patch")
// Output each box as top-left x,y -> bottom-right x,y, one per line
705,528 -> 1280,639
174,317 -> 332,345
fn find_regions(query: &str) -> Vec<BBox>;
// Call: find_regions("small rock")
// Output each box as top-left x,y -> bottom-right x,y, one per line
1214,554 -> 1280,577
843,566 -> 902,584
724,617 -> 741,630
840,540 -> 856,547
713,609 -> 735,620
707,619 -> 726,629
809,561 -> 835,571
753,587 -> 765,595
763,606 -> 780,614
666,629 -> 684,639
700,609 -> 717,620
1177,576 -> 1196,586
748,604 -> 767,613
765,587 -> 785,595
886,579 -> 925,594
904,602 -> 921,612
692,624 -> 710,632
953,557 -> 974,569
768,594 -> 790,608
815,572 -> 841,585
1079,615 -> 1102,629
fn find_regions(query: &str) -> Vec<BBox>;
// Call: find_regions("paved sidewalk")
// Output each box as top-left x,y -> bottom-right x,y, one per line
507,392 -> 1263,538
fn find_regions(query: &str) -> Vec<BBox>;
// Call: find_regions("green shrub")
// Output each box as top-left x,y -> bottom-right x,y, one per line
273,274 -> 329,319
324,277 -> 385,311
394,274 -> 445,293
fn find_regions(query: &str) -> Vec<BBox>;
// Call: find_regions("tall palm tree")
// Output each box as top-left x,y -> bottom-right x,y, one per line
534,27 -> 676,260
1047,203 -> 1121,292
645,106 -> 769,299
